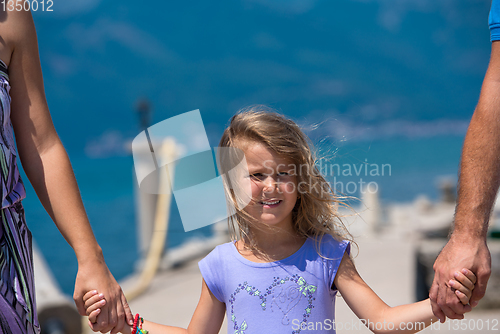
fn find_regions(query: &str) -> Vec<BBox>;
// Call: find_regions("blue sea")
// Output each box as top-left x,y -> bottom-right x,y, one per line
22,0 -> 490,295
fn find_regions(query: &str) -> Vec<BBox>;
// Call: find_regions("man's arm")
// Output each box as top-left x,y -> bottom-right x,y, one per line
429,41 -> 499,323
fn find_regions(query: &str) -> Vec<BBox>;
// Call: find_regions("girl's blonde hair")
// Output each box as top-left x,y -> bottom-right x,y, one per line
218,105 -> 354,253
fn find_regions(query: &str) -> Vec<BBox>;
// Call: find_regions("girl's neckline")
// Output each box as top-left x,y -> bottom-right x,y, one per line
230,237 -> 310,267
0,59 -> 7,69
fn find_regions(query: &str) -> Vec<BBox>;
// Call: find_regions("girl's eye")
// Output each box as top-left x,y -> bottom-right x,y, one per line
278,172 -> 289,176
249,173 -> 263,179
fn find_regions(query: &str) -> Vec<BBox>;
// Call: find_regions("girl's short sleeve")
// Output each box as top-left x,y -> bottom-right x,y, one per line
198,246 -> 225,302
322,237 -> 351,290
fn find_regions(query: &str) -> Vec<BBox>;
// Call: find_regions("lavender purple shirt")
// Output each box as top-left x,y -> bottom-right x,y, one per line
199,235 -> 350,334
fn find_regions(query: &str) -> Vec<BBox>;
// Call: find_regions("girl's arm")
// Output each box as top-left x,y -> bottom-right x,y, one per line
4,9 -> 132,333
334,253 -> 475,334
85,279 -> 226,334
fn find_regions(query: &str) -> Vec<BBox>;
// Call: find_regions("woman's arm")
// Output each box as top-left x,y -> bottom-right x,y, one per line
85,279 -> 226,334
4,9 -> 132,333
334,253 -> 474,334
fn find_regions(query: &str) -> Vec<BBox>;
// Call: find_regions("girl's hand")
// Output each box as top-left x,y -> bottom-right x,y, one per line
84,290 -> 107,325
448,268 -> 477,305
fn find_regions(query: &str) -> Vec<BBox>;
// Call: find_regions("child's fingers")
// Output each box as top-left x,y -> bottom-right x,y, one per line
84,293 -> 105,311
455,289 -> 471,305
88,308 -> 101,324
453,270 -> 475,291
460,268 -> 477,285
83,290 -> 98,302
449,280 -> 472,304
85,298 -> 106,317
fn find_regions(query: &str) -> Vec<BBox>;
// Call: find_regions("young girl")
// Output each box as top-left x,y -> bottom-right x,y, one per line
84,107 -> 476,334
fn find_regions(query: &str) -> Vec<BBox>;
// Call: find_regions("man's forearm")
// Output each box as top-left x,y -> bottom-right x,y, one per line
454,43 -> 500,238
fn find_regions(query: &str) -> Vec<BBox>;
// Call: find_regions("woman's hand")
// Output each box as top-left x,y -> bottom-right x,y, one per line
74,256 -> 133,333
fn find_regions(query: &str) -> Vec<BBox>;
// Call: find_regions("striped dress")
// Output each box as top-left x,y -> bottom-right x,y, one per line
0,60 -> 39,333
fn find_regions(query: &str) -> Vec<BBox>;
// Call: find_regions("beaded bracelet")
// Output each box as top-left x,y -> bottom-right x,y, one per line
132,314 -> 140,334
132,314 -> 149,334
137,316 -> 148,334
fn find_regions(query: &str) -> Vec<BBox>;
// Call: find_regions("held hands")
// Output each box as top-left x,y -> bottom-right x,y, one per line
84,290 -> 132,334
448,268 -> 476,306
74,260 -> 134,333
430,234 -> 491,322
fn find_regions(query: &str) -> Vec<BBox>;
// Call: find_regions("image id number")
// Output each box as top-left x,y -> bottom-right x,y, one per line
1,0 -> 53,11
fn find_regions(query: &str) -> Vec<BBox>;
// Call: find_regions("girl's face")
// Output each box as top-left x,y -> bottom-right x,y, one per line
239,141 -> 298,229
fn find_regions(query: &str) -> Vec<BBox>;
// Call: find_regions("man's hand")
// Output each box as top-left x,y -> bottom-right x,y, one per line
73,259 -> 134,333
429,233 -> 491,323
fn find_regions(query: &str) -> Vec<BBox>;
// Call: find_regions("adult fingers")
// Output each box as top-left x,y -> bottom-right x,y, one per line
101,296 -> 118,334
438,283 -> 464,320
429,283 -> 446,323
73,290 -> 86,316
110,301 -> 125,334
122,293 -> 134,326
88,317 -> 99,333
91,303 -> 110,332
470,268 -> 491,307
446,286 -> 471,315
88,320 -> 95,332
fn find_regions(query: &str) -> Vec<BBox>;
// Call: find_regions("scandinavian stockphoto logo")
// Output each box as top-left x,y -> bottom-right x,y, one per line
131,110 -> 251,232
